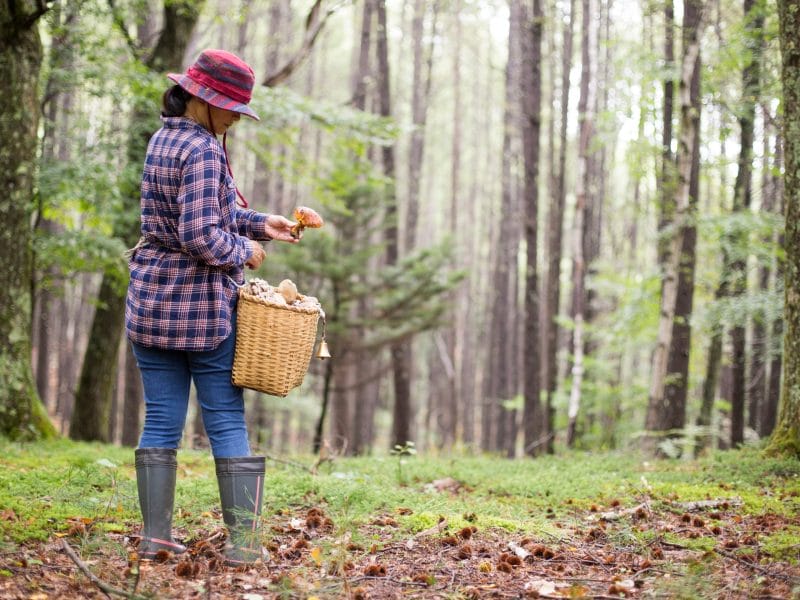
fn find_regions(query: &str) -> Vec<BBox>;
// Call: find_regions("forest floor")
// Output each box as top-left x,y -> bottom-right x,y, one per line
0,440 -> 798,599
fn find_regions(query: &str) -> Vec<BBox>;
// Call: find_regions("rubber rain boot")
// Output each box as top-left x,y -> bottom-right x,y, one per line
215,456 -> 266,567
135,448 -> 187,559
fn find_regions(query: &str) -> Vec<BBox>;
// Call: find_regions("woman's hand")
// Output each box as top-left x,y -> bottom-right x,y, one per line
265,214 -> 300,243
245,239 -> 266,269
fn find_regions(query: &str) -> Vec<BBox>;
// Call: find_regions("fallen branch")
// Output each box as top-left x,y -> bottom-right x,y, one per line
593,502 -> 651,521
672,497 -> 743,511
61,539 -> 148,600
405,519 -> 448,549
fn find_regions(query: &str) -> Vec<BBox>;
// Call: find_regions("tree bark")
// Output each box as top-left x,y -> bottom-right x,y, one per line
484,0 -> 523,454
543,0 -> 574,454
661,0 -> 702,448
767,0 -> 799,455
521,0 -> 544,456
657,0 -> 675,268
644,6 -> 703,453
729,0 -> 763,447
0,0 -> 58,440
761,134 -> 783,438
566,0 -> 596,448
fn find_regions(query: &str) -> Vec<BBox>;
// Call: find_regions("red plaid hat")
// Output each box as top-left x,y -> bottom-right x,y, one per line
168,49 -> 259,121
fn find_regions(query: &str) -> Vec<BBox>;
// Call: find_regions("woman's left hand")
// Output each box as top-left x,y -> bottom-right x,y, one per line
265,214 -> 300,243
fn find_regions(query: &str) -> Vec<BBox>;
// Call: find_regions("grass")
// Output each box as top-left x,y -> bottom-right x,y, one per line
0,438 -> 798,598
1,438 -> 797,546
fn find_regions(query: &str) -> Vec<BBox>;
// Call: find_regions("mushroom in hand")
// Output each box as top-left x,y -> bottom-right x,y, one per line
289,206 -> 324,239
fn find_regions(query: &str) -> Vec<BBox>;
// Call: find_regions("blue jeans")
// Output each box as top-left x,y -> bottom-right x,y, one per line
131,322 -> 250,458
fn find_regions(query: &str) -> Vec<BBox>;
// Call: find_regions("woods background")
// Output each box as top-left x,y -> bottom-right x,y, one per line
1,0 -> 796,458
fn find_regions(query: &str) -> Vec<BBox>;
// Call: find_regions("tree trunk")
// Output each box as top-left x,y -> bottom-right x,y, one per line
566,0 -> 596,448
729,0 -> 763,447
658,0 -> 675,268
405,0 -> 437,253
372,0 -> 412,448
644,8 -> 703,453
521,0 -> 544,456
761,135 -> 783,438
0,0 -> 58,439
484,0 -> 522,454
70,0 -> 202,442
438,0 -> 463,449
767,1 -> 799,455
661,0 -> 702,448
750,116 -> 775,435
543,0 -> 574,454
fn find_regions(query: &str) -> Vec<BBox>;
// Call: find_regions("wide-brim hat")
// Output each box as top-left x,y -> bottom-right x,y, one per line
168,49 -> 260,121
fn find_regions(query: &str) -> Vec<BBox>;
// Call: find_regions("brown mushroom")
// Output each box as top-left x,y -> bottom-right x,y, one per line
290,206 -> 324,239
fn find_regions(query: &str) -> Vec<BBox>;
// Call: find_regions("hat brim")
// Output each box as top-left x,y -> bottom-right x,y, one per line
167,73 -> 260,121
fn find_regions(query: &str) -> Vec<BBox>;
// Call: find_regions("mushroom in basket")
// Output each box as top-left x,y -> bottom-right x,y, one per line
290,206 -> 324,239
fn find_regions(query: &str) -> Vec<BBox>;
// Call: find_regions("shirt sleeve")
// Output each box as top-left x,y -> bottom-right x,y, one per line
235,208 -> 272,241
177,147 -> 252,268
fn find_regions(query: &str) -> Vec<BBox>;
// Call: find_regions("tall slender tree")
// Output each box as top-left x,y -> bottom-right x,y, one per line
485,0 -> 523,454
767,0 -> 800,457
543,0 -> 574,454
645,3 -> 703,452
660,0 -> 702,450
567,0 -> 596,447
729,0 -> 764,447
521,0 -> 544,456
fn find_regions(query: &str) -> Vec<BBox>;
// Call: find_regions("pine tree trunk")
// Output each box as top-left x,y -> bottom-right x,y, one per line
521,0 -> 544,456
543,0 -> 574,454
729,0 -> 763,447
566,0 -> 596,447
484,0 -> 522,454
0,0 -> 57,439
661,0 -> 702,446
644,7 -> 703,452
761,135 -> 783,438
750,119 -> 775,435
767,0 -> 799,454
657,0 -> 675,268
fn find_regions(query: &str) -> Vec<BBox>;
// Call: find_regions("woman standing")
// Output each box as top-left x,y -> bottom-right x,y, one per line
125,49 -> 296,566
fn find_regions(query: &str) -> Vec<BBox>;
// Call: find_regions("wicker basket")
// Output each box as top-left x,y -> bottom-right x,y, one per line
232,288 -> 322,397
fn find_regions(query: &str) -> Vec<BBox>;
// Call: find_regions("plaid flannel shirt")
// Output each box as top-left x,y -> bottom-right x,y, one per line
125,117 -> 271,350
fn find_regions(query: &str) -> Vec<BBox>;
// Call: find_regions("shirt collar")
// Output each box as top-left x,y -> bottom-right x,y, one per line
161,115 -> 212,136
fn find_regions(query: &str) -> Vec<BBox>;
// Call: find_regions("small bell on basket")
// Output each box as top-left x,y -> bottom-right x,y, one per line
316,315 -> 331,359
316,339 -> 331,359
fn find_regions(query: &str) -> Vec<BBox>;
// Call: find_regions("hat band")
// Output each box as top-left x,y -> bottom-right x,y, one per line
186,65 -> 252,104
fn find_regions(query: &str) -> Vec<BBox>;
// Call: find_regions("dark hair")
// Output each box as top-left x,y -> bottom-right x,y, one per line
162,85 -> 193,117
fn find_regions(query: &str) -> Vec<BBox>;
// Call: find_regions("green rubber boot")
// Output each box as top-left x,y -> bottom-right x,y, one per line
135,448 -> 187,559
215,456 -> 266,567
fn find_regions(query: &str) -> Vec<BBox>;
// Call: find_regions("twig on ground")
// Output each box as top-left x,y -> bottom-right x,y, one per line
61,539 -> 149,600
714,547 -> 800,583
347,575 -> 429,587
672,497 -> 743,511
594,502 -> 651,521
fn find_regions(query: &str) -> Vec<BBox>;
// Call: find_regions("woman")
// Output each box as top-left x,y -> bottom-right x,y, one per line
125,49 -> 296,566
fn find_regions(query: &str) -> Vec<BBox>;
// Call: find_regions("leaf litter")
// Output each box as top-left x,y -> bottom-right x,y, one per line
0,490 -> 798,599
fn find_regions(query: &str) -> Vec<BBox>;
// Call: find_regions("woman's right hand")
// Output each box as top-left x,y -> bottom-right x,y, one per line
245,239 -> 266,269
